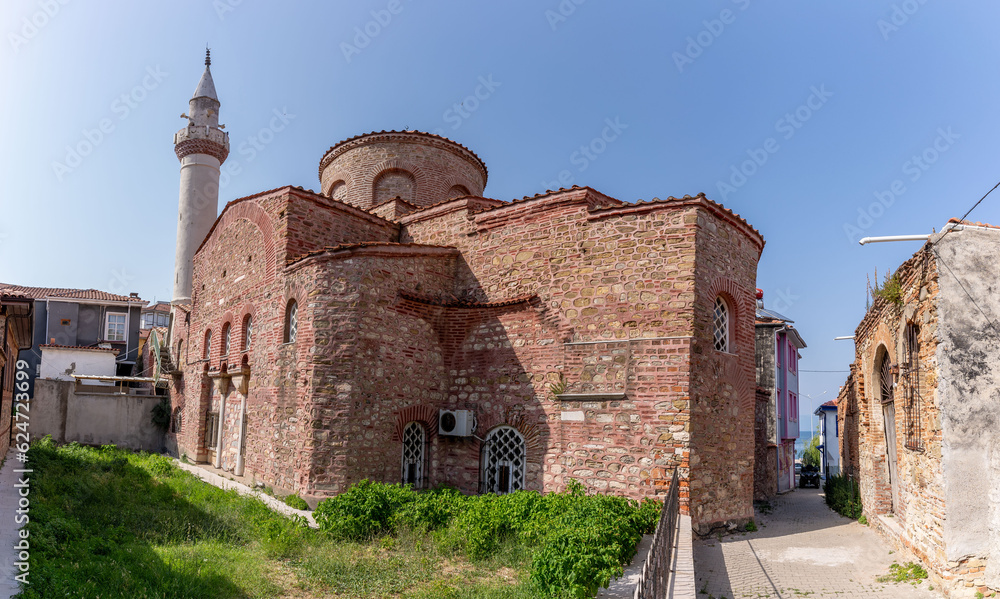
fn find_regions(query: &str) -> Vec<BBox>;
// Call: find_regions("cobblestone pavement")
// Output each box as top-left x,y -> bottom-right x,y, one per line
693,486 -> 943,599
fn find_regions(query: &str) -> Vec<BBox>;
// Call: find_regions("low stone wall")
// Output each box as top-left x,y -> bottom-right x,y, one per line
31,379 -> 164,451
873,514 -> 990,599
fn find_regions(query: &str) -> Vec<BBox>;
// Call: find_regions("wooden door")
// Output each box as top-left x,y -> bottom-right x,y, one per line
880,355 -> 899,513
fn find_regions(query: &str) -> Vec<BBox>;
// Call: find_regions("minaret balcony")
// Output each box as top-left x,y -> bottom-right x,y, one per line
174,125 -> 229,148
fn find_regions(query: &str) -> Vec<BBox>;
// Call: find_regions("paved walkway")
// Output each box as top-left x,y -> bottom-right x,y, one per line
0,455 -> 28,599
694,487 -> 942,599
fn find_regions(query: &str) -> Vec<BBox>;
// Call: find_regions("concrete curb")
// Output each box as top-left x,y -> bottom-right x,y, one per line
172,460 -> 318,528
669,515 -> 696,598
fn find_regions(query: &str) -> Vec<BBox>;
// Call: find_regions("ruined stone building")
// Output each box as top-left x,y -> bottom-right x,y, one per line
838,219 -> 1000,597
164,56 -> 765,534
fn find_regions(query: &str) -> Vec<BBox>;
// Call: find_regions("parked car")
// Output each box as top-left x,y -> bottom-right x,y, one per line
799,466 -> 821,488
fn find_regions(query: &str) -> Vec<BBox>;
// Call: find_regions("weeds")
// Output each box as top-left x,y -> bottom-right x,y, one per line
877,561 -> 928,583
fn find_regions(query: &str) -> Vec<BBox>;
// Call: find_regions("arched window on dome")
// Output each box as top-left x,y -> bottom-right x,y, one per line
329,180 -> 347,201
447,184 -> 471,199
373,169 -> 416,204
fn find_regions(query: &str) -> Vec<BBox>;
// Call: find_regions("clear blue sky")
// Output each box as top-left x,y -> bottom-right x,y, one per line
2,1 -> 997,420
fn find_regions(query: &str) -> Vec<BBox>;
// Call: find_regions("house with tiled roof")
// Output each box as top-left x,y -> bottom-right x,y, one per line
164,57 -> 766,535
837,219 -> 1000,595
0,283 -> 147,392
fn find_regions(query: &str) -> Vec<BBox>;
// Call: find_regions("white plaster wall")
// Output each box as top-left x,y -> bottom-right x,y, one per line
40,347 -> 116,382
822,410 -> 840,475
31,379 -> 163,451
933,228 -> 1000,575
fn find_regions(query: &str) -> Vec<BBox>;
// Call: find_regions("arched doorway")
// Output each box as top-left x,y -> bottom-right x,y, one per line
876,348 -> 899,513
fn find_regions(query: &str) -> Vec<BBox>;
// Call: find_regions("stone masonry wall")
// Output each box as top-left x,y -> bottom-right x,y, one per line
401,189 -> 762,531
852,247 -> 954,589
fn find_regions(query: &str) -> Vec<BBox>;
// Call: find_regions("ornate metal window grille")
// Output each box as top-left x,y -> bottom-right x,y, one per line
284,301 -> 298,343
244,316 -> 253,351
712,297 -> 729,352
878,352 -> 894,404
401,422 -> 425,488
903,323 -> 923,450
205,412 -> 219,448
482,426 -> 526,494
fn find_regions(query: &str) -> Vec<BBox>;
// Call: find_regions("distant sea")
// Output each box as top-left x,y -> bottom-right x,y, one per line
794,428 -> 820,456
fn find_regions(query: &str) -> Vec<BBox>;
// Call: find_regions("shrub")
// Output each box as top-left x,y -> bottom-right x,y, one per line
313,478 -> 660,597
393,485 -> 469,533
824,474 -> 862,519
282,494 -> 309,511
314,480 -> 415,540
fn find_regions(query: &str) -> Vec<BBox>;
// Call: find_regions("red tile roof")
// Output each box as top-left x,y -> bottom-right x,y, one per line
0,284 -> 145,303
318,130 -> 488,185
947,217 -> 1000,230
820,399 -> 838,408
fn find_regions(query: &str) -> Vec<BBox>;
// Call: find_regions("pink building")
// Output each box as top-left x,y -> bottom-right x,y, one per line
754,299 -> 806,498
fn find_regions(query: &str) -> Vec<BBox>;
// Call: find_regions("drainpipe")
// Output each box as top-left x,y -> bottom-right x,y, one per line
858,234 -> 931,245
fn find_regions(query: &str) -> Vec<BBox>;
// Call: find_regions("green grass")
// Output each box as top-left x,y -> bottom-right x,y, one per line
17,438 -> 647,598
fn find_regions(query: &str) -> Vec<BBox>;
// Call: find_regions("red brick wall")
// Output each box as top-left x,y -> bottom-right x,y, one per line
172,145 -> 763,536
319,133 -> 487,210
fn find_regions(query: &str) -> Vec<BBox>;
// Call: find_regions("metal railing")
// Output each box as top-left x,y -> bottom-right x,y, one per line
634,468 -> 681,599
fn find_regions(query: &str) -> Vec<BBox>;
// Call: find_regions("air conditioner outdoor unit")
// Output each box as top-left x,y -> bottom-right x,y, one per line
439,409 -> 475,437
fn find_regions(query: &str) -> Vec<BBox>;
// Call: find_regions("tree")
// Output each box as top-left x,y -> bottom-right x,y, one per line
802,435 -> 821,469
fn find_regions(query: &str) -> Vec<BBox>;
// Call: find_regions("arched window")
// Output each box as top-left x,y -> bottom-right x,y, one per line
329,180 -> 347,201
401,422 -> 425,488
712,297 -> 730,352
878,350 -> 894,404
244,315 -> 253,351
447,184 -> 471,199
170,407 -> 183,434
373,169 -> 416,204
176,339 -> 183,360
482,426 -> 526,494
203,330 -> 212,359
222,323 -> 231,356
284,300 -> 298,343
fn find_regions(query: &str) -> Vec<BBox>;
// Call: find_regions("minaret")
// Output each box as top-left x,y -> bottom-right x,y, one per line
172,49 -> 229,305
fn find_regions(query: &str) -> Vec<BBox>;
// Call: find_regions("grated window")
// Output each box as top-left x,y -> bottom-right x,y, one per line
482,426 -> 526,494
401,422 -> 425,488
713,297 -> 729,352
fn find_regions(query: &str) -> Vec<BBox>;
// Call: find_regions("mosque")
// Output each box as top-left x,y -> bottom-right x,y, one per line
165,53 -> 765,534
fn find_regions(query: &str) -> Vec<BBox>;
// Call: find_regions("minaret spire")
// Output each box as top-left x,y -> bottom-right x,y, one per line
171,52 -> 230,305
